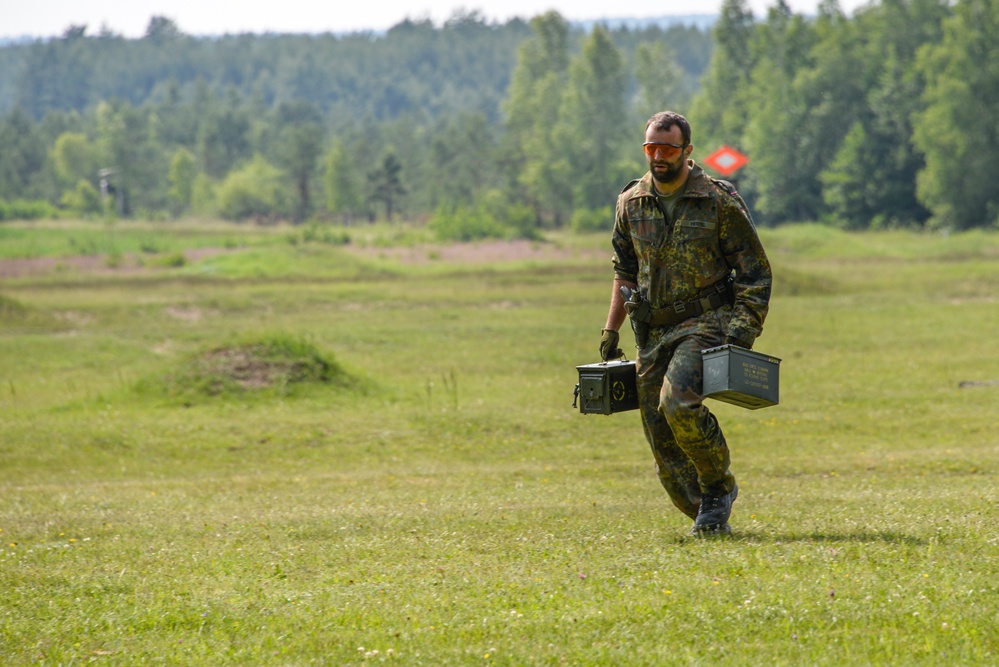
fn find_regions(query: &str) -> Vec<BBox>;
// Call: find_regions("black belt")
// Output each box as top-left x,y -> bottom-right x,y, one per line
647,279 -> 733,327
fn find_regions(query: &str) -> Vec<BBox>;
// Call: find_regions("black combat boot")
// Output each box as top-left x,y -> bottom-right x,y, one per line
692,483 -> 739,535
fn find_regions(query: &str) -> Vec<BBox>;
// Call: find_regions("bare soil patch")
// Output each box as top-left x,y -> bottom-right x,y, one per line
347,239 -> 603,264
1,241 -> 603,279
0,248 -> 229,279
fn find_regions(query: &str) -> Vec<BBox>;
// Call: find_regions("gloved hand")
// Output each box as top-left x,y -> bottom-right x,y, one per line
725,335 -> 754,350
600,329 -> 624,361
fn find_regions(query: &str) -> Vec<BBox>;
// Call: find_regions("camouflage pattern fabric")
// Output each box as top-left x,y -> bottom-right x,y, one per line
612,162 -> 771,346
612,161 -> 772,519
637,305 -> 736,519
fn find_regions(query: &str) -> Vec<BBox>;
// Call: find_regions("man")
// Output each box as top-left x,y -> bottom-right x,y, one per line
599,110 -> 772,535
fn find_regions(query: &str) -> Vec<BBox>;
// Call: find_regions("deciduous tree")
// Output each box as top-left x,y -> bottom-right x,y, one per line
553,26 -> 629,213
168,147 -> 197,216
913,0 -> 999,229
502,11 -> 571,225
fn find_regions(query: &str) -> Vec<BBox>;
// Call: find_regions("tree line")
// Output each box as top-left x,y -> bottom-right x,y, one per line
692,0 -> 999,231
0,12 -> 709,233
0,0 -> 997,233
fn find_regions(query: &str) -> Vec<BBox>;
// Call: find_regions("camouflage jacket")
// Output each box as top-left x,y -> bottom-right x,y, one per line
612,161 -> 772,344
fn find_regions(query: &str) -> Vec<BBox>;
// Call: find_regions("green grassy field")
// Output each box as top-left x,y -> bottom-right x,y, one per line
1,221 -> 998,665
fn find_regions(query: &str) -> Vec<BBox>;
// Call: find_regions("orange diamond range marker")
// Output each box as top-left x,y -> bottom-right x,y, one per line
703,145 -> 749,177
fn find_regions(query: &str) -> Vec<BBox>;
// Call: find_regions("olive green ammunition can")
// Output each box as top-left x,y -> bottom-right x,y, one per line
701,345 -> 781,410
574,360 -> 639,415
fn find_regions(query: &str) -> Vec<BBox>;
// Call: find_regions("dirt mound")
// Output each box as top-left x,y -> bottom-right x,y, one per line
162,336 -> 349,397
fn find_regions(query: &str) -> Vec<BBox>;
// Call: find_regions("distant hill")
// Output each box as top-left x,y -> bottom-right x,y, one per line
0,14 -> 717,43
0,15 -> 715,119
0,36 -> 36,46
573,14 -> 717,31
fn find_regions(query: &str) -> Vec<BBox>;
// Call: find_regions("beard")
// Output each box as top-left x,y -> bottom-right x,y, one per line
649,157 -> 684,185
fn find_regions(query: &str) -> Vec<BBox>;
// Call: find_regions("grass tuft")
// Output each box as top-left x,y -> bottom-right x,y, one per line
0,291 -> 65,330
157,333 -> 352,399
0,292 -> 28,319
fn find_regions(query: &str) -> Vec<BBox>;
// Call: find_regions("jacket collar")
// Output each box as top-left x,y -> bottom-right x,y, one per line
627,161 -> 713,201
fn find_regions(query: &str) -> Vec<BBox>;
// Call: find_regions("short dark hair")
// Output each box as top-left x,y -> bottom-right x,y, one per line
646,111 -> 691,145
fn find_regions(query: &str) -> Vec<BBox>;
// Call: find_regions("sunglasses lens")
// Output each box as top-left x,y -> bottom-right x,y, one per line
644,143 -> 682,159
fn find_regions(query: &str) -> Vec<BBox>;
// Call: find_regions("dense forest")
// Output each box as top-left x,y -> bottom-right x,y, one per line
1,0 -> 998,233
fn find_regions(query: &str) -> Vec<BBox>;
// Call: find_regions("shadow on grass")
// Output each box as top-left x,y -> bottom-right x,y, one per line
679,530 -> 926,546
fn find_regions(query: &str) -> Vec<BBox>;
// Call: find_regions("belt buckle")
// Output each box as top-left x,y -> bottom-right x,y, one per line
672,300 -> 686,314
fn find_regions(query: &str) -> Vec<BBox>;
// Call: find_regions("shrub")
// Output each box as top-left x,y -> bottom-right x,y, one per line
429,191 -> 542,242
429,204 -> 504,242
59,180 -> 103,217
288,223 -> 351,246
216,156 -> 293,222
570,206 -> 614,232
147,251 -> 187,268
0,198 -> 60,221
191,173 -> 218,218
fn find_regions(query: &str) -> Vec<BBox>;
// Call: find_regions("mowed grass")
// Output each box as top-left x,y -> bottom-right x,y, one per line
1,222 -> 998,665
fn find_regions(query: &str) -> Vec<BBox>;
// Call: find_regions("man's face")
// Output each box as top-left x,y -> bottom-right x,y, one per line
644,125 -> 689,186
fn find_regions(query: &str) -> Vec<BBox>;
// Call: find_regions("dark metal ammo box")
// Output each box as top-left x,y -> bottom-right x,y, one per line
574,360 -> 639,415
701,345 -> 781,410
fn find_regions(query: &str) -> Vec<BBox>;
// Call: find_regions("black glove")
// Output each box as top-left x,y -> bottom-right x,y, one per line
600,329 -> 623,361
725,335 -> 753,350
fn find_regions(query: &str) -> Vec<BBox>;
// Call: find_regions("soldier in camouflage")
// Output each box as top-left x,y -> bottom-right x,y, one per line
599,111 -> 772,535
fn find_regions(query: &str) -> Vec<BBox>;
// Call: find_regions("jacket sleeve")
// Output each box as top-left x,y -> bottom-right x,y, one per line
611,193 -> 639,283
718,189 -> 772,345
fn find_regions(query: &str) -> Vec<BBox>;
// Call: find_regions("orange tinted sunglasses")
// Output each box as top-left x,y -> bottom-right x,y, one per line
643,142 -> 687,159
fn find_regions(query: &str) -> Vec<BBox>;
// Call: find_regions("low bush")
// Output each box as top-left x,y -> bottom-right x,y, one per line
0,198 -> 60,221
429,192 -> 541,242
570,205 -> 614,232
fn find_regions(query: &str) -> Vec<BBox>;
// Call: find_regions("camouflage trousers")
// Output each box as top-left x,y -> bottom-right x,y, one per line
635,305 -> 737,520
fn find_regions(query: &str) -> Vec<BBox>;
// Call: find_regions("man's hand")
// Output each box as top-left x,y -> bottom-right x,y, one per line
600,329 -> 624,361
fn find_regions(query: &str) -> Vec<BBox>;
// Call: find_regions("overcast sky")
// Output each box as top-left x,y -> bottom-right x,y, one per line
2,0 -> 873,39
